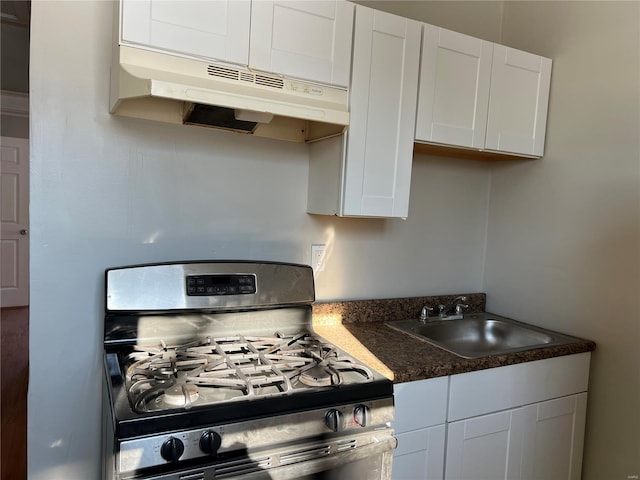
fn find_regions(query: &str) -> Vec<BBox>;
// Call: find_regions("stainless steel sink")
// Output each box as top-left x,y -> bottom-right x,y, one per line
386,313 -> 577,359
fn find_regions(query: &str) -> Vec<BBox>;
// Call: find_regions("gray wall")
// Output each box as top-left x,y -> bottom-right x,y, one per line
27,1 -> 492,477
485,2 -> 640,478
355,0 -> 504,43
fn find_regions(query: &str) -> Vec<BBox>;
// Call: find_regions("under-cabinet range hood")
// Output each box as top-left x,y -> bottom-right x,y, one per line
110,46 -> 349,143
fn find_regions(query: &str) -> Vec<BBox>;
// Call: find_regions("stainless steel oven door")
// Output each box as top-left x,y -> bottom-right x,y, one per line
136,429 -> 397,480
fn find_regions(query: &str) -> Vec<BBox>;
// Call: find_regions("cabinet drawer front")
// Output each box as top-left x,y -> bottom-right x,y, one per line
393,376 -> 448,432
448,353 -> 590,421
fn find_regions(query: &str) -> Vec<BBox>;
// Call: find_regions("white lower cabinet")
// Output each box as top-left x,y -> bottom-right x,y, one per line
445,392 -> 587,480
392,377 -> 448,480
445,409 -> 524,480
392,353 -> 590,480
395,425 -> 445,480
518,393 -> 588,480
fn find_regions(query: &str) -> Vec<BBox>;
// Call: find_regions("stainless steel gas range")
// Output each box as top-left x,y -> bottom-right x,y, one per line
102,261 -> 396,480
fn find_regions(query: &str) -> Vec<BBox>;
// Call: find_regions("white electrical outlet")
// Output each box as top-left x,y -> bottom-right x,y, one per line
311,244 -> 326,272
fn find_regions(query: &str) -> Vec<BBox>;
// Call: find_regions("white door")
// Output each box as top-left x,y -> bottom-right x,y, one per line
1,137 -> 29,307
445,409 -> 524,480
120,0 -> 251,65
415,24 -> 493,149
343,5 -> 421,218
485,45 -> 552,157
517,393 -> 588,480
394,425 -> 445,480
249,0 -> 354,87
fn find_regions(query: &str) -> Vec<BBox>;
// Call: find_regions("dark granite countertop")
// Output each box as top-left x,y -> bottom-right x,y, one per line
312,294 -> 596,384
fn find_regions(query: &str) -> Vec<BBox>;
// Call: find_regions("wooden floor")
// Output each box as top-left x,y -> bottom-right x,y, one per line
1,307 -> 28,480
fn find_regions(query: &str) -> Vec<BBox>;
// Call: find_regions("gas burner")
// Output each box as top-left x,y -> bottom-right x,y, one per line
299,365 -> 335,387
124,332 -> 375,412
163,384 -> 199,407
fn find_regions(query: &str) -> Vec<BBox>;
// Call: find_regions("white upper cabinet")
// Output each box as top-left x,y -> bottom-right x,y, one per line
249,1 -> 354,87
119,0 -> 354,87
308,5 -> 421,218
342,5 -> 421,217
485,45 -> 552,157
416,24 -> 552,158
415,25 -> 493,150
120,0 -> 251,66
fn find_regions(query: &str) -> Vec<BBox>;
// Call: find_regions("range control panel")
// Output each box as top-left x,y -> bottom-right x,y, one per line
186,274 -> 256,296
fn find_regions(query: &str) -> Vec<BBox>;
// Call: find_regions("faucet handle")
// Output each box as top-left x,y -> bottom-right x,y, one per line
420,305 -> 434,322
454,303 -> 469,315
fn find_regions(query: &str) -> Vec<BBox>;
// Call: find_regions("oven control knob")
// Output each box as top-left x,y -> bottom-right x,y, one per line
160,437 -> 184,463
325,409 -> 344,432
199,430 -> 222,455
354,404 -> 369,427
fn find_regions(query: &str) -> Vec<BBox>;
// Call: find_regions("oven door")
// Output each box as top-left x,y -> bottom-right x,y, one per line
137,429 -> 396,480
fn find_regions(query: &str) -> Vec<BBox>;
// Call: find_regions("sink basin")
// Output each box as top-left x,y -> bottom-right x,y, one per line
386,313 -> 577,359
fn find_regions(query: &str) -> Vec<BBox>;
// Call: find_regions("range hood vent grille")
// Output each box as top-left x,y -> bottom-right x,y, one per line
206,65 -> 284,90
206,64 -> 240,80
239,71 -> 254,83
255,75 -> 284,90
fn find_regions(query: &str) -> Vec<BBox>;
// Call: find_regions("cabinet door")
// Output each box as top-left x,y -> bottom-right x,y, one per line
120,0 -> 251,65
392,378 -> 448,480
445,409 -> 525,480
485,45 -> 552,157
394,425 -> 445,480
415,24 -> 493,149
518,393 -> 588,480
249,1 -> 354,87
343,6 -> 421,218
393,377 -> 448,433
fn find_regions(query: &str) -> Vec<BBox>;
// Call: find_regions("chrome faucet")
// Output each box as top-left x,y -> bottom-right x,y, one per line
419,305 -> 434,323
438,296 -> 469,320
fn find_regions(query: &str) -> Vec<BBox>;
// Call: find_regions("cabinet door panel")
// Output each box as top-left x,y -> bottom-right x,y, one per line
393,377 -> 448,432
394,425 -> 445,480
485,45 -> 552,156
518,393 -> 588,480
448,353 -> 590,421
121,0 -> 250,65
249,1 -> 354,86
416,25 -> 492,149
445,410 -> 524,480
344,6 -> 420,217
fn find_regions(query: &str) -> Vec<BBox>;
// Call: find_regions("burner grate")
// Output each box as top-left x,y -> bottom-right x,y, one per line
124,332 -> 374,412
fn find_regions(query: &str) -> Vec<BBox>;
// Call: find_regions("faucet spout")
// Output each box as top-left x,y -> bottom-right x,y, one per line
438,296 -> 469,319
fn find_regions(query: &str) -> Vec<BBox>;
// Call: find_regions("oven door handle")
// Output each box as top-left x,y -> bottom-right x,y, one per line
231,431 -> 397,480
